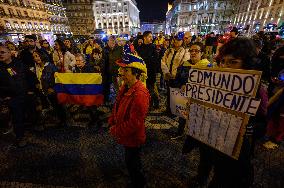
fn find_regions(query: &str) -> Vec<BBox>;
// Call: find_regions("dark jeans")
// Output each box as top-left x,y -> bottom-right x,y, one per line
197,144 -> 215,185
146,80 -> 159,108
104,81 -> 111,103
124,146 -> 145,188
183,136 -> 213,185
160,74 -> 165,89
183,135 -> 253,187
86,105 -> 103,130
177,117 -> 186,135
25,94 -> 38,127
48,94 -> 66,124
209,137 -> 253,188
9,96 -> 25,139
0,98 -> 11,130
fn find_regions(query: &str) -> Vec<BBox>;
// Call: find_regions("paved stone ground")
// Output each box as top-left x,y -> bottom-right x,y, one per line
0,98 -> 283,188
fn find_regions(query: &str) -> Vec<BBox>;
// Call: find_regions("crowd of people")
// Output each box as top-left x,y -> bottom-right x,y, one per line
0,27 -> 284,187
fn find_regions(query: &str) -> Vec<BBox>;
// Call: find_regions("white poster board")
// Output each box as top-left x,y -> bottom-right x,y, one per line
185,67 -> 262,159
170,87 -> 188,118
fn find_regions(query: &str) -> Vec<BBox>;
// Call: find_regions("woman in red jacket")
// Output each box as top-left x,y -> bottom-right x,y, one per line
109,44 -> 150,188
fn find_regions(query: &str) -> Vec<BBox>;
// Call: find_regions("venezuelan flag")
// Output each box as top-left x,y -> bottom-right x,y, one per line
54,73 -> 104,106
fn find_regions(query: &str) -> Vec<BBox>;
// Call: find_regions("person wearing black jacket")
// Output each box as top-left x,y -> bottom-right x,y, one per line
73,53 -> 95,73
136,31 -> 159,109
103,36 -> 123,104
18,36 -> 43,130
19,35 -> 51,68
0,55 -> 18,134
0,45 -> 38,147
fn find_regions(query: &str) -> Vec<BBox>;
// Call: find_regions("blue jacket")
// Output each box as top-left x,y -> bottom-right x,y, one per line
41,62 -> 58,93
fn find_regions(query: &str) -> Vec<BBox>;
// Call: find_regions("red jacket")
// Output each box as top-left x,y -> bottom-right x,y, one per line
109,81 -> 150,147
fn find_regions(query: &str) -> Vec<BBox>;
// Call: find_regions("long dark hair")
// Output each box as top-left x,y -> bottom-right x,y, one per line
54,39 -> 67,54
90,48 -> 103,62
33,49 -> 50,64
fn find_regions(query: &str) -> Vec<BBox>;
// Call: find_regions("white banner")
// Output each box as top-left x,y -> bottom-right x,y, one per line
185,67 -> 262,159
170,87 -> 188,119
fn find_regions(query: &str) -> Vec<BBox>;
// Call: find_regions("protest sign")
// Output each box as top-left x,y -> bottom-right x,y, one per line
185,68 -> 261,116
185,67 -> 262,159
170,88 -> 188,118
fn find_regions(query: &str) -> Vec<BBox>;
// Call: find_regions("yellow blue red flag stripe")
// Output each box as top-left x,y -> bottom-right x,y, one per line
54,73 -> 104,106
55,73 -> 102,84
54,84 -> 103,95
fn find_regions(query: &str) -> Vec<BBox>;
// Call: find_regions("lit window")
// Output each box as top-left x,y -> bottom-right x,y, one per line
28,22 -> 33,30
5,21 -> 12,29
14,21 -> 19,29
21,22 -> 26,29
34,22 -> 38,30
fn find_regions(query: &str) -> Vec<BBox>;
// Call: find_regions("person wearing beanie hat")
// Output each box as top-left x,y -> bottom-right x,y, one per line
109,44 -> 150,188
116,44 -> 147,79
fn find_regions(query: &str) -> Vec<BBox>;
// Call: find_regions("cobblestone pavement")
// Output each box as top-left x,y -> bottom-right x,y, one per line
0,101 -> 283,188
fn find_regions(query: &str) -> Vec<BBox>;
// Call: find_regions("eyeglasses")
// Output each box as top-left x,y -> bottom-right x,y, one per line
25,39 -> 35,43
220,59 -> 242,66
76,59 -> 85,62
189,50 -> 201,53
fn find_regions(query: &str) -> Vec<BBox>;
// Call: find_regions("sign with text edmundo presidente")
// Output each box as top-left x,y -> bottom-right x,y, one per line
185,68 -> 261,116
185,67 -> 262,159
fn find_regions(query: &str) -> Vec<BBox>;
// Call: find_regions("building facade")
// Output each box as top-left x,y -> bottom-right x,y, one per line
44,0 -> 70,35
93,0 -> 140,35
0,0 -> 51,42
63,0 -> 94,36
141,22 -> 165,34
233,0 -> 284,34
166,0 -> 235,34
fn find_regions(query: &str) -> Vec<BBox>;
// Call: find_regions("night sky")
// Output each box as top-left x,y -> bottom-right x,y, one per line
136,0 -> 174,22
